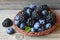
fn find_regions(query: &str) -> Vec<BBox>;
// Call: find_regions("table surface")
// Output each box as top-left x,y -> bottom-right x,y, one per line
0,10 -> 60,40
0,0 -> 60,9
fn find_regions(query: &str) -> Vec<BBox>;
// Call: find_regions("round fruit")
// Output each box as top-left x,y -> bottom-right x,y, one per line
31,27 -> 35,32
14,20 -> 19,25
46,13 -> 56,25
18,12 -> 28,23
6,27 -> 15,34
41,4 -> 49,10
26,9 -> 32,16
15,15 -> 20,21
39,18 -> 45,25
34,22 -> 40,29
2,18 -> 13,27
29,4 -> 36,10
31,10 -> 41,20
42,10 -> 48,16
37,28 -> 43,32
45,23 -> 52,29
25,26 -> 31,32
19,23 -> 25,30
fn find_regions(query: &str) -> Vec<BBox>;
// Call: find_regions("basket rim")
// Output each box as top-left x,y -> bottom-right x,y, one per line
13,9 -> 57,36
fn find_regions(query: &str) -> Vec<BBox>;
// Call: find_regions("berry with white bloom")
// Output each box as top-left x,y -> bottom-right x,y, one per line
42,10 -> 48,16
29,4 -> 36,10
34,22 -> 40,29
20,23 -> 25,30
45,23 -> 52,29
31,27 -> 35,32
39,19 -> 45,25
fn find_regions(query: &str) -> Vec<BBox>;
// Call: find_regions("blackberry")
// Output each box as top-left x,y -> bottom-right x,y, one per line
31,10 -> 41,20
2,18 -> 13,27
19,12 -> 28,23
46,13 -> 56,25
26,18 -> 36,27
41,4 -> 49,10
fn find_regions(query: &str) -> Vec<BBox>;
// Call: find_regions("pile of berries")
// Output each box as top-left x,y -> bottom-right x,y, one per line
14,4 -> 56,32
2,18 -> 15,34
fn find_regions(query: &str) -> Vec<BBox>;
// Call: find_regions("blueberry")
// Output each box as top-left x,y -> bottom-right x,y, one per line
29,4 -> 36,10
31,27 -> 35,32
14,20 -> 20,26
23,7 -> 29,12
15,15 -> 20,21
6,27 -> 15,34
34,22 -> 40,29
37,28 -> 43,32
19,23 -> 25,30
45,23 -> 52,29
26,9 -> 32,16
2,18 -> 13,27
42,10 -> 48,16
39,19 -> 45,25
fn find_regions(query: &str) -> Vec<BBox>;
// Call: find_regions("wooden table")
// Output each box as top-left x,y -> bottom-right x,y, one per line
0,10 -> 60,40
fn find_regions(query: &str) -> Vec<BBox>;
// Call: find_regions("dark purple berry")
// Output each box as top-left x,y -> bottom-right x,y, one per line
26,18 -> 36,27
2,18 -> 13,27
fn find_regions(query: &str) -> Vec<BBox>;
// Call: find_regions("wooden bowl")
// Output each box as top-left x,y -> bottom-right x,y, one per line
13,9 -> 57,36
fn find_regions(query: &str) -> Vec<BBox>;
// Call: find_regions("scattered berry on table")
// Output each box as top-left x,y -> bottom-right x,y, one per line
6,27 -> 15,34
2,18 -> 13,27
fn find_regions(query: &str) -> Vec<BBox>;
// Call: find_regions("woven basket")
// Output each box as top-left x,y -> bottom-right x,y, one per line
13,9 -> 57,36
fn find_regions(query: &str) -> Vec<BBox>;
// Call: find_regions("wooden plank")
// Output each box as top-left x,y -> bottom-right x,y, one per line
0,0 -> 60,9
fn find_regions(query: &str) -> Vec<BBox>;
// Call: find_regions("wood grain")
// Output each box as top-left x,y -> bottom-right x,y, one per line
0,10 -> 60,40
0,0 -> 60,9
